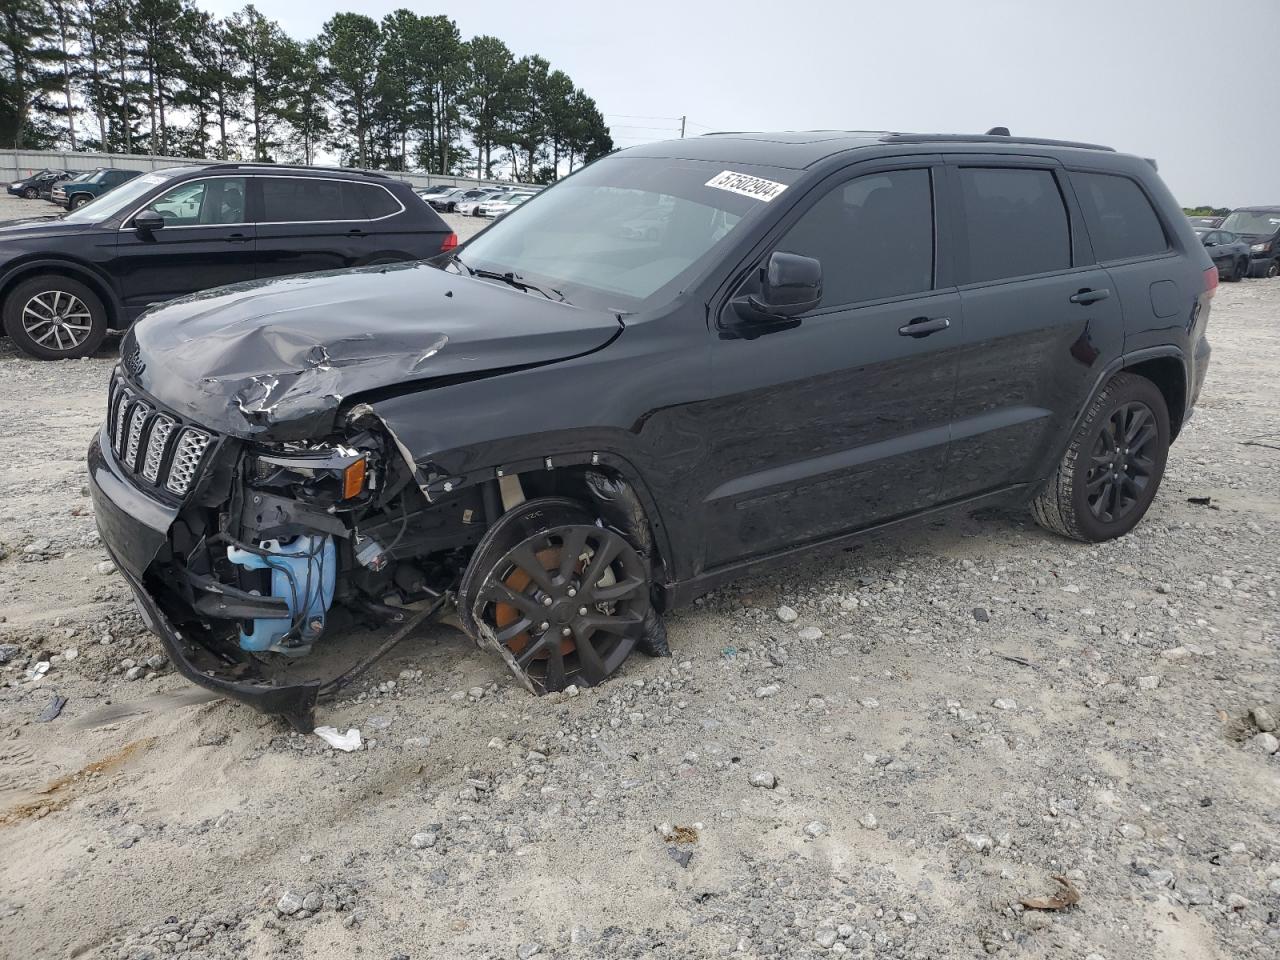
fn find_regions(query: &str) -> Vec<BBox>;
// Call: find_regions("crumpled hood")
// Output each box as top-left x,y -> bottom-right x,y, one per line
123,261 -> 622,439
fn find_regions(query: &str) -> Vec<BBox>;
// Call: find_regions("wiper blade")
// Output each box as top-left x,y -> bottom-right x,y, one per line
470,267 -> 569,304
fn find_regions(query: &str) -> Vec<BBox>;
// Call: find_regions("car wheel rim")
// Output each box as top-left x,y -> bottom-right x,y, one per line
1084,401 -> 1157,524
474,524 -> 648,690
1269,262 -> 1279,278
21,290 -> 94,352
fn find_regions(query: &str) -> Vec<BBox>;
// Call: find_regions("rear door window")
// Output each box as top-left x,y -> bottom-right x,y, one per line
957,167 -> 1071,283
260,177 -> 365,222
777,168 -> 934,306
1072,172 -> 1168,262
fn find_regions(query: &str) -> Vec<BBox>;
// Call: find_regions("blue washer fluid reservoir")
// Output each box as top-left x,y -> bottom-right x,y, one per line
226,535 -> 336,655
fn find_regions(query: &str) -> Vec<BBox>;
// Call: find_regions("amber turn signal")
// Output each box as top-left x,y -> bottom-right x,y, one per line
342,458 -> 367,499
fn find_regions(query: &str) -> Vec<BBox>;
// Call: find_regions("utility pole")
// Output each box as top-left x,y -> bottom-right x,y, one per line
680,116 -> 686,138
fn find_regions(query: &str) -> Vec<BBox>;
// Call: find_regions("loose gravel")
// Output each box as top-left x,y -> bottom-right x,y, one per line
0,189 -> 1276,959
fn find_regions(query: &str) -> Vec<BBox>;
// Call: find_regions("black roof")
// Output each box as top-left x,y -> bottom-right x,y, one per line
621,130 -> 1119,170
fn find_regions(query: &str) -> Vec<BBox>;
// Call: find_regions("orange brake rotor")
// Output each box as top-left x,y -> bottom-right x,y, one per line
494,545 -> 579,658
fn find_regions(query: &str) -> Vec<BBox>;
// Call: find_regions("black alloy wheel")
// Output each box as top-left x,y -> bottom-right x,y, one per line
460,497 -> 651,694
1031,372 -> 1169,542
22,186 -> 38,199
1083,401 -> 1159,525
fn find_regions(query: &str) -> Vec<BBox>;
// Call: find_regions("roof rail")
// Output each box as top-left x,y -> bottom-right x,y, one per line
200,162 -> 392,178
881,133 -> 1115,152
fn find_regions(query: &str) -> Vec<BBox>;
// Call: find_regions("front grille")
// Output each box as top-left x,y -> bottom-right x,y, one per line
107,373 -> 214,497
165,430 -> 211,495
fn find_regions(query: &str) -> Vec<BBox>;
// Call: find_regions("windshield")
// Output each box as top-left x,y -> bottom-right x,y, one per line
458,156 -> 794,311
1221,210 -> 1280,236
61,169 -> 183,223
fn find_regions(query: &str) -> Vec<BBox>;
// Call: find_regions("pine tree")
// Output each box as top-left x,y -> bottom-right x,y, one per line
318,13 -> 380,168
0,0 -> 67,148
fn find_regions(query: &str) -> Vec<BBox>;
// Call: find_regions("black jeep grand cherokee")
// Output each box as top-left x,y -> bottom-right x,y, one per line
88,130 -> 1214,730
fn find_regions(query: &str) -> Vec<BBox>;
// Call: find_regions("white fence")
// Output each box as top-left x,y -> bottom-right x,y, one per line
1,148 -> 512,191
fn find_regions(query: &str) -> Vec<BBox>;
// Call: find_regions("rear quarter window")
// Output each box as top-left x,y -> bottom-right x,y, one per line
1072,172 -> 1168,261
357,183 -> 403,219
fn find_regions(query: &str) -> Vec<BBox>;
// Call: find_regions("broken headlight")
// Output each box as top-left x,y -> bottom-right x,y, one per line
250,442 -> 378,506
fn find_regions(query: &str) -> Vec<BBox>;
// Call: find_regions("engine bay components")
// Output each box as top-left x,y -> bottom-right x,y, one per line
226,535 -> 336,655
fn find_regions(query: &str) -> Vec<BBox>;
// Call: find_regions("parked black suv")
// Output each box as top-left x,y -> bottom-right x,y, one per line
7,168 -> 81,200
1,163 -> 455,359
1218,206 -> 1280,278
87,130 -> 1214,730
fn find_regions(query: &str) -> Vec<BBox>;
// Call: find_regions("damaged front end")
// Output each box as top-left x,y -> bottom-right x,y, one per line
87,264 -> 638,730
89,369 -> 488,732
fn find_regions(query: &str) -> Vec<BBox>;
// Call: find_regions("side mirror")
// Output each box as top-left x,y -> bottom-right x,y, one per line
1202,236 -> 1214,247
732,251 -> 823,324
133,210 -> 165,233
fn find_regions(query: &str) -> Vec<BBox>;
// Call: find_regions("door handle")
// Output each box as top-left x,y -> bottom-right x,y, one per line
346,228 -> 366,237
1069,288 -> 1111,305
898,316 -> 951,338
224,233 -> 251,243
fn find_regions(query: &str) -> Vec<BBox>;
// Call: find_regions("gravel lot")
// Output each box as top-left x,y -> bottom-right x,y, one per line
0,190 -> 1277,960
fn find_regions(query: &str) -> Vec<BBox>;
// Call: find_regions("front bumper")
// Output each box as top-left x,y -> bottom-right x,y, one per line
88,427 -> 323,731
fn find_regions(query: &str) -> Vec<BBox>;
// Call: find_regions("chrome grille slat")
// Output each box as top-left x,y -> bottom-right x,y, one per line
141,415 -> 175,482
112,388 -> 134,457
165,428 -> 211,495
124,402 -> 153,470
107,372 -> 215,498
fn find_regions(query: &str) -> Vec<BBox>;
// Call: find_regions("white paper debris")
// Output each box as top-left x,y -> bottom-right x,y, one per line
314,726 -> 362,751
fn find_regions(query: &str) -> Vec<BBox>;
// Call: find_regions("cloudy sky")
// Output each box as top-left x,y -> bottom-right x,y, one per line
203,0 -> 1277,207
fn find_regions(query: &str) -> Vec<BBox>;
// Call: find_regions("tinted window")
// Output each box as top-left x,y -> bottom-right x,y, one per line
777,168 -> 934,305
359,183 -> 401,219
1073,172 -> 1168,261
958,168 -> 1070,283
260,177 -> 364,222
142,177 -> 247,225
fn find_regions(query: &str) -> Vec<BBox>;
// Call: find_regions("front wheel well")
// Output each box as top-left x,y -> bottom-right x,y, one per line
0,264 -> 120,330
1123,356 -> 1187,440
505,464 -> 668,589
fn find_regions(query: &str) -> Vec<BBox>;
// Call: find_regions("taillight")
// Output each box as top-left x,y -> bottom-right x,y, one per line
440,232 -> 458,253
1203,265 -> 1218,298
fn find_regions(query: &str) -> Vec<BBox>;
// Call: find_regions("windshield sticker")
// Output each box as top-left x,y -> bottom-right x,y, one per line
705,170 -> 787,202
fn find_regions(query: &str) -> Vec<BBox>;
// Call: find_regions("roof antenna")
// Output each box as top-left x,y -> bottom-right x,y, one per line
986,126 -> 1011,136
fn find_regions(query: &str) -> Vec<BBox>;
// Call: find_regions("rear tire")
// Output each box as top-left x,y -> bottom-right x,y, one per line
1031,372 -> 1170,542
2,275 -> 109,360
